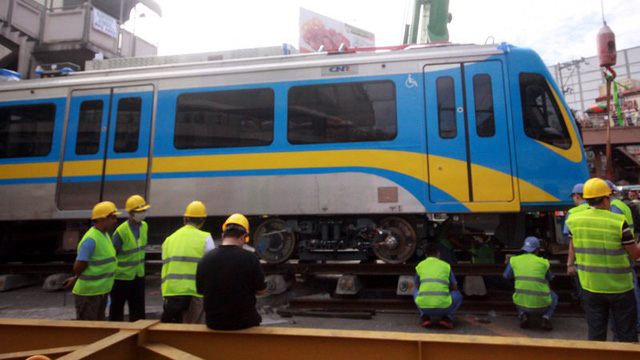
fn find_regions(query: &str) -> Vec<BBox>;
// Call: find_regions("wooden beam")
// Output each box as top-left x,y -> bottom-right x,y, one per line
57,330 -> 138,360
142,343 -> 204,360
0,345 -> 83,360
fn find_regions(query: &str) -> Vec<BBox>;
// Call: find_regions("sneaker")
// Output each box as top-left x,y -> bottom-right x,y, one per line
438,317 -> 454,329
519,313 -> 530,329
541,316 -> 553,330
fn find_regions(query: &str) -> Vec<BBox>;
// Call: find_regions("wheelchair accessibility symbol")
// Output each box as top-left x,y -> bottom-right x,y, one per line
405,74 -> 418,88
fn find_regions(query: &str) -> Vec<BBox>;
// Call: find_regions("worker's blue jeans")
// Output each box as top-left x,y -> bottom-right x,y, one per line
515,290 -> 558,320
583,289 -> 638,342
414,290 -> 463,321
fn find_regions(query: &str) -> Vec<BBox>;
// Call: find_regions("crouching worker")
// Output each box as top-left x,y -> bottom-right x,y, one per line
504,236 -> 557,330
197,214 -> 267,330
414,243 -> 463,329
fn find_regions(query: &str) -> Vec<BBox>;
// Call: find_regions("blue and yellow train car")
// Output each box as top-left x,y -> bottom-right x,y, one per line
0,43 -> 588,263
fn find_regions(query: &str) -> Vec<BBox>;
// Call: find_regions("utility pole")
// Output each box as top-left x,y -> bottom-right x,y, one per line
403,0 -> 451,44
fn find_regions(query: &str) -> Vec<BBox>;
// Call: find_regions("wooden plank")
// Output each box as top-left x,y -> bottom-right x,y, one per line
57,330 -> 138,360
142,343 -> 204,360
0,345 -> 83,360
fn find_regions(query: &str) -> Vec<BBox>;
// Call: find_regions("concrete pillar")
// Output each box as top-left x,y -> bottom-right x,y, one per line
16,37 -> 34,79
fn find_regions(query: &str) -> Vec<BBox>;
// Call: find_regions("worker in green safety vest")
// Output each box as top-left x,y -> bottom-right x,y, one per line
566,183 -> 587,277
108,195 -> 150,322
161,201 -> 215,324
606,180 -> 636,236
413,243 -> 463,329
470,236 -> 496,264
566,178 -> 640,342
63,201 -> 121,320
604,180 -> 640,337
504,236 -> 557,330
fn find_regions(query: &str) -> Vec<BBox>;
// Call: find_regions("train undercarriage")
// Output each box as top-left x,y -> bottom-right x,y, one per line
251,212 -> 559,264
0,212 -> 562,264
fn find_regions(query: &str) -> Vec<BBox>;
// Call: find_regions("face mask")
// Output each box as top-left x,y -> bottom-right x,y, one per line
133,211 -> 147,222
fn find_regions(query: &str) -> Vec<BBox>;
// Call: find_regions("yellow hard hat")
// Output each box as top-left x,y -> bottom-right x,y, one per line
91,201 -> 121,220
125,195 -> 151,212
583,178 -> 613,199
184,201 -> 207,218
222,213 -> 250,234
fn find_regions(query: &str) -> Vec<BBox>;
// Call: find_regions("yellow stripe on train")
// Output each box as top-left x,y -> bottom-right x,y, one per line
0,150 -> 558,207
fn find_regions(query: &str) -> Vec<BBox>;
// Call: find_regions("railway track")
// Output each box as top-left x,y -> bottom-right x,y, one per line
0,261 -> 576,276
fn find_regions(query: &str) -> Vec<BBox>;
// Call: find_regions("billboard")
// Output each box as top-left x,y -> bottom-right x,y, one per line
299,8 -> 375,53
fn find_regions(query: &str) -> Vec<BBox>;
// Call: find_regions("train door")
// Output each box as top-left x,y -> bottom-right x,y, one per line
423,61 -> 513,206
57,85 -> 154,211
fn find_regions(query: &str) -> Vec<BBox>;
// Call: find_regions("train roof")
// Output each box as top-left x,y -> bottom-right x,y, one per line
0,43 -> 510,92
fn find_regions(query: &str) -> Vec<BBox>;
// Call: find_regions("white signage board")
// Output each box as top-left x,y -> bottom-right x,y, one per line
299,8 -> 375,53
93,8 -> 119,39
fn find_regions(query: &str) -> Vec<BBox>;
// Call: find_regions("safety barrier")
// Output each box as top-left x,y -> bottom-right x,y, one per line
1,318 -> 639,359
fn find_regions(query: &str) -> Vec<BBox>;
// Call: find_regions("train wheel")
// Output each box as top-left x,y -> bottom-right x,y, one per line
373,217 -> 417,264
253,219 -> 296,264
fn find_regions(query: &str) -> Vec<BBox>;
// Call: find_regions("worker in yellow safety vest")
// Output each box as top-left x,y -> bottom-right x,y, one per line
109,195 -> 150,322
504,236 -> 557,330
566,178 -> 640,342
161,201 -> 215,324
63,201 -> 120,320
413,243 -> 463,329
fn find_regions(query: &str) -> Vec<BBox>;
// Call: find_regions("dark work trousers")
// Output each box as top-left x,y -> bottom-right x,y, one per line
75,294 -> 108,321
581,288 -> 638,342
109,276 -> 146,322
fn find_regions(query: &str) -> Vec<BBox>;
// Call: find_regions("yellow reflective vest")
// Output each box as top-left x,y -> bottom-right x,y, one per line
415,257 -> 452,309
566,208 -> 633,294
114,220 -> 148,280
510,253 -> 552,308
73,227 -> 117,296
161,225 -> 210,297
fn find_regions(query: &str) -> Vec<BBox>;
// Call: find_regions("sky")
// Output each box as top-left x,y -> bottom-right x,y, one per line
130,0 -> 639,65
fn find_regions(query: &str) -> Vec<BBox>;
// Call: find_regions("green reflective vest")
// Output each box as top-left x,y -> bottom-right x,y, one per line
567,203 -> 589,216
471,242 -> 495,264
161,225 -> 210,297
510,253 -> 552,308
114,220 -> 148,281
73,227 -> 117,296
611,199 -> 635,236
566,208 -> 633,294
415,257 -> 452,309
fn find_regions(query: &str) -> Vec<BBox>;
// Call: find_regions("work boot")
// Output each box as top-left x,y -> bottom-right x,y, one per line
519,313 -> 530,329
421,315 -> 433,328
438,317 -> 454,329
541,316 -> 553,330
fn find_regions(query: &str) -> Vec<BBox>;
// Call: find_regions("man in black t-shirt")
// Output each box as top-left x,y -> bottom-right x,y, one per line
196,213 -> 267,330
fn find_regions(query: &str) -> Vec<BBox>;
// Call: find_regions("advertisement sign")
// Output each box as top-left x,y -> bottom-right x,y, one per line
93,8 -> 119,39
299,8 -> 375,53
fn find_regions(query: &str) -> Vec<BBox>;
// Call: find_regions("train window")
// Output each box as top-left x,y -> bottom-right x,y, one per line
114,97 -> 142,153
174,88 -> 274,149
287,81 -> 397,144
473,74 -> 496,137
0,103 -> 55,158
436,77 -> 457,139
519,73 -> 571,149
76,100 -> 103,155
